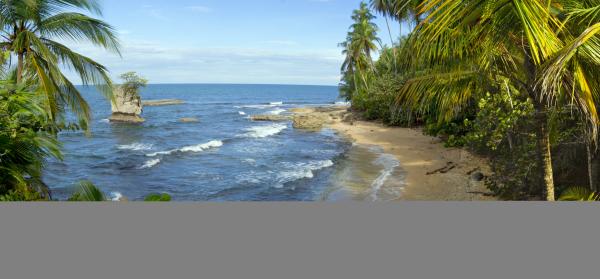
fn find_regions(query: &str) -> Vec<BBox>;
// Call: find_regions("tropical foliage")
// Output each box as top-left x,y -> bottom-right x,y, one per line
559,187 -> 600,201
0,0 -> 119,200
341,0 -> 600,200
68,181 -> 172,202
119,71 -> 148,97
0,0 -> 120,130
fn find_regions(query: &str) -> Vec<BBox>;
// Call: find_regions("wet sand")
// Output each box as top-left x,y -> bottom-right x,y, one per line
294,107 -> 496,201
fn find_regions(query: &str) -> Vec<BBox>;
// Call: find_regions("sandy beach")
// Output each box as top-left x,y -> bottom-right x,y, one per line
293,107 -> 496,201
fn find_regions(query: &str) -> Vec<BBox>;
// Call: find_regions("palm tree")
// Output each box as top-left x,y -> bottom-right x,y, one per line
394,0 -> 600,200
340,2 -> 380,98
0,0 -> 120,128
371,0 -> 396,46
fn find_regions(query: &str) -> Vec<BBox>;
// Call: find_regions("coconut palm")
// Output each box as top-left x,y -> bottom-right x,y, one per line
392,0 -> 600,200
371,0 -> 397,46
0,0 -> 120,128
340,2 -> 380,99
371,0 -> 424,26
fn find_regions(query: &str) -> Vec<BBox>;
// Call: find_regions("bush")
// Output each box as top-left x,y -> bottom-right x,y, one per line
0,82 -> 61,197
144,193 -> 172,202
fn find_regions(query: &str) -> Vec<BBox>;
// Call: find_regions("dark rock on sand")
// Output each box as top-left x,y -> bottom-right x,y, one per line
471,172 -> 485,182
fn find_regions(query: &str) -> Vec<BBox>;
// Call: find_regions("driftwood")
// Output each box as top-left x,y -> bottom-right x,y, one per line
427,162 -> 457,175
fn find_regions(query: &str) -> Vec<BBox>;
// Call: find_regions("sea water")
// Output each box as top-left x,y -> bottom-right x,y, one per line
44,84 -> 402,201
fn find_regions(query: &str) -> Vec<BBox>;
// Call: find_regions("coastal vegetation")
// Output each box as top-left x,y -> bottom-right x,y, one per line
0,0 -> 119,201
341,0 -> 600,201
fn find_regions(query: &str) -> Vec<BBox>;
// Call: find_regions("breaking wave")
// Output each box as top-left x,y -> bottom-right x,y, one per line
118,143 -> 154,151
274,160 -> 335,188
267,108 -> 287,115
139,159 -> 161,169
146,140 -> 224,157
243,124 -> 287,138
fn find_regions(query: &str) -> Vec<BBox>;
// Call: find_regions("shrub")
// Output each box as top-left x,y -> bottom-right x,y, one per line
144,193 -> 172,202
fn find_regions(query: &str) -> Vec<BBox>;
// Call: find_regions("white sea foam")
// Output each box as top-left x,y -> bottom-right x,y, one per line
238,111 -> 247,115
147,140 -> 224,157
140,159 -> 161,169
110,192 -> 124,201
99,119 -> 110,124
275,160 -> 335,188
235,104 -> 277,109
335,101 -> 351,106
118,143 -> 154,151
370,154 -> 400,201
180,140 -> 224,152
235,102 -> 283,109
267,108 -> 286,115
244,124 -> 287,138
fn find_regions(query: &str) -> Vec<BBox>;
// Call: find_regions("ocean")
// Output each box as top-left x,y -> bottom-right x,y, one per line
45,84 -> 403,201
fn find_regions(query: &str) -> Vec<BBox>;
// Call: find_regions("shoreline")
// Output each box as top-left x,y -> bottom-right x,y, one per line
293,106 -> 496,201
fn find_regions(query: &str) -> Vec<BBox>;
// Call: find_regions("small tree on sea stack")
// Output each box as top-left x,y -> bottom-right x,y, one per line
120,72 -> 148,97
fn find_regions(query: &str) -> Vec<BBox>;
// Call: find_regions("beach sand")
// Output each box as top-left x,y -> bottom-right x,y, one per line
293,107 -> 496,201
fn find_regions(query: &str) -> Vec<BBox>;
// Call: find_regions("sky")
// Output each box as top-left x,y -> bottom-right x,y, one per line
66,0 -> 406,86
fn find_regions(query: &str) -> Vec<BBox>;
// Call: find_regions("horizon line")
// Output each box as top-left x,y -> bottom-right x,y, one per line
76,82 -> 340,87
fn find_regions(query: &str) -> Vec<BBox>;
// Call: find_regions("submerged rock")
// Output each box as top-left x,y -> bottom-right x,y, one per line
250,115 -> 292,122
110,87 -> 144,123
180,117 -> 200,123
143,99 -> 185,106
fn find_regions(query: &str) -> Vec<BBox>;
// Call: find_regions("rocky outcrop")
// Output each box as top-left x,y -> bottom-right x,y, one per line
143,99 -> 185,106
291,106 -> 350,130
110,87 -> 145,123
250,115 -> 292,122
292,114 -> 330,130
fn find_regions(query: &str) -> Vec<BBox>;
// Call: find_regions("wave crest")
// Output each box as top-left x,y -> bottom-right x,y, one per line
118,143 -> 154,151
147,140 -> 224,157
244,124 -> 287,138
140,159 -> 161,169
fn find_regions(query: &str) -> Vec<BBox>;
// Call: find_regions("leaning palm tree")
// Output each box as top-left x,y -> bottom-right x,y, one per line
0,0 -> 120,128
395,0 -> 600,200
371,0 -> 397,46
340,2 -> 380,93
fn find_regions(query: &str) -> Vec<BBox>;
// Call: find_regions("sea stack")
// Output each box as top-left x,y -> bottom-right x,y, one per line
109,86 -> 145,123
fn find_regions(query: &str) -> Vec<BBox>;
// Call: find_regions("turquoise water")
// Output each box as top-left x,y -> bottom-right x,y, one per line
45,84 -> 355,201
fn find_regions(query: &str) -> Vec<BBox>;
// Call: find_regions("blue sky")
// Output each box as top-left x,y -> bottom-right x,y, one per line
67,0 -> 405,85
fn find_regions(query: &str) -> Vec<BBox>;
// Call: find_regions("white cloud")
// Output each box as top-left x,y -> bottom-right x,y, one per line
64,39 -> 343,85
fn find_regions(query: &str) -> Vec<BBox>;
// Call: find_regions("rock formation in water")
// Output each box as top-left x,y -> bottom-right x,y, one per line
180,118 -> 200,123
109,86 -> 145,123
291,106 -> 348,130
143,99 -> 185,106
250,115 -> 292,122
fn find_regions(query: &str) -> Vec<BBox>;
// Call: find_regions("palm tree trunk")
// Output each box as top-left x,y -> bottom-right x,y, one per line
535,104 -> 555,201
587,143 -> 594,191
592,150 -> 600,192
16,52 -> 24,84
384,16 -> 398,73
